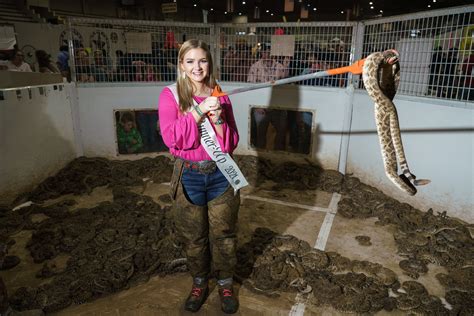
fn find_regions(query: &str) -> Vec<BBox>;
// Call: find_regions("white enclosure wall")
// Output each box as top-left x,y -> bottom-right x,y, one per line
0,84 -> 78,203
347,92 -> 474,222
77,84 -> 349,170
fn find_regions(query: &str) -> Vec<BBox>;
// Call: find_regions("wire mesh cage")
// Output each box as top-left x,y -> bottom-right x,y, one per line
67,18 -> 213,84
362,7 -> 473,101
66,5 -> 474,102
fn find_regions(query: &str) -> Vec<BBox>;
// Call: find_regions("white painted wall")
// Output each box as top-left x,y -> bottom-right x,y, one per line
0,83 -> 78,204
347,91 -> 474,222
77,83 -> 348,169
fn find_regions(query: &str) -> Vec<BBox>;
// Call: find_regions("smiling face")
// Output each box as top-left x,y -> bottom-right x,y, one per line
180,48 -> 209,85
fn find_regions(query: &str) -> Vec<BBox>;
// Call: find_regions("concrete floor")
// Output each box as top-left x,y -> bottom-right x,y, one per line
2,180 -> 450,315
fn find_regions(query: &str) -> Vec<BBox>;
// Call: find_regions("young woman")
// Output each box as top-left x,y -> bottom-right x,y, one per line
158,39 -> 240,314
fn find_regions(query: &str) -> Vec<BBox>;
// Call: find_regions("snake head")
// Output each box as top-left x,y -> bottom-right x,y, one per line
382,49 -> 400,65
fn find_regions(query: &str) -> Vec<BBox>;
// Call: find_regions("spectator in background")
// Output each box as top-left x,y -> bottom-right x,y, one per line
460,48 -> 474,101
57,45 -> 70,80
233,39 -> 253,82
75,48 -> 95,82
428,46 -> 445,96
2,49 -> 32,72
300,52 -> 328,86
289,43 -> 307,77
444,48 -> 459,98
326,38 -> 348,87
114,50 -> 126,81
222,46 -> 237,81
247,45 -> 277,83
151,42 -> 163,81
117,111 -> 143,154
35,50 -> 59,73
93,49 -> 111,82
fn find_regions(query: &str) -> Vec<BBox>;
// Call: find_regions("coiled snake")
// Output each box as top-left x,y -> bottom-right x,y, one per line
362,50 -> 430,195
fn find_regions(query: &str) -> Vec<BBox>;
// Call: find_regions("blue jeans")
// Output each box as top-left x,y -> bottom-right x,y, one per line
181,167 -> 229,206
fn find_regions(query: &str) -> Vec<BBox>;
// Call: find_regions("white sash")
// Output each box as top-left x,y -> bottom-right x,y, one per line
167,84 -> 248,191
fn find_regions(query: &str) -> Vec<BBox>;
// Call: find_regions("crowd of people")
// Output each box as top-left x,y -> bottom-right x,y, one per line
0,46 -> 60,75
2,40 -> 471,102
73,45 -> 179,83
429,45 -> 474,101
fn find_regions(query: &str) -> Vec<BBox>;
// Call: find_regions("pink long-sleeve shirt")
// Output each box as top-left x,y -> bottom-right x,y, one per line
158,87 -> 239,161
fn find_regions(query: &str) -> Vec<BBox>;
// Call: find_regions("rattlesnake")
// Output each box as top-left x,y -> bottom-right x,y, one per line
362,49 -> 430,195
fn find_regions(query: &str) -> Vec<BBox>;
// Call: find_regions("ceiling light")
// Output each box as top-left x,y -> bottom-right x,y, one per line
379,10 -> 383,13
239,12 -> 242,15
369,2 -> 373,4
307,4 -> 310,6
341,11 -> 344,14
193,4 -> 197,7
242,1 -> 246,4
271,13 -> 274,16
433,0 -> 436,2
370,6 -> 374,9
427,4 -> 431,7
266,10 -> 269,13
313,8 -> 316,11
224,11 -> 227,14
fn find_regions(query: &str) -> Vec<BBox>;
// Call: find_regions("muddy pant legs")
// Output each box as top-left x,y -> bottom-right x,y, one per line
174,184 -> 240,281
208,186 -> 240,280
173,184 -> 210,280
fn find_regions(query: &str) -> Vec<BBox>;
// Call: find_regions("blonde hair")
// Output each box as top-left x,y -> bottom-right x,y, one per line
176,39 -> 217,113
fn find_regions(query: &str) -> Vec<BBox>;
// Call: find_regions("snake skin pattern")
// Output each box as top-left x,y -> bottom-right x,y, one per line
362,50 -> 430,195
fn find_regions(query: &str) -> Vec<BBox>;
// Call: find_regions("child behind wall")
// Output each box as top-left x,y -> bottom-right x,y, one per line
117,112 -> 143,154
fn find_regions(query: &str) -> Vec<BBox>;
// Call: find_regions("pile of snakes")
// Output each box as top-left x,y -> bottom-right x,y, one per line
21,156 -> 173,203
4,187 -> 186,313
0,155 -> 472,314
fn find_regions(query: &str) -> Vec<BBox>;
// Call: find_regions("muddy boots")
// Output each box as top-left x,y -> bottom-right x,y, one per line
184,277 -> 209,312
217,279 -> 239,314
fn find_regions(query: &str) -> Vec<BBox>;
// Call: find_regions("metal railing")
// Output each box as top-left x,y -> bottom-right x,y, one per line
66,5 -> 474,102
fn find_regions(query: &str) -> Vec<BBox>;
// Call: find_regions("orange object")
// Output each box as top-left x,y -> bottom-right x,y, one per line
211,84 -> 226,97
327,58 -> 366,75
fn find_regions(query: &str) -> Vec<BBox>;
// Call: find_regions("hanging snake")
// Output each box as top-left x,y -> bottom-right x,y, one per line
362,49 -> 430,195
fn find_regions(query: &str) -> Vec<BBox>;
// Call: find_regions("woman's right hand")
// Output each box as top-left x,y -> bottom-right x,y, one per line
197,96 -> 220,114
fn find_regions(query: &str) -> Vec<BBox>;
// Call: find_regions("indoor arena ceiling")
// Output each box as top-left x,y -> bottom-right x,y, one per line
176,0 -> 472,22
